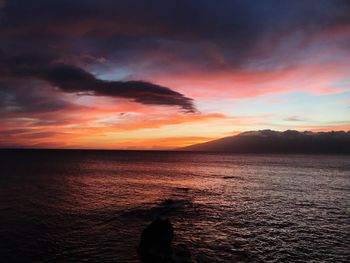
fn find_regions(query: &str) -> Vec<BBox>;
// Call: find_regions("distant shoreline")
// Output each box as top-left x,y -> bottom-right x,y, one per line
1,148 -> 350,155
2,130 -> 350,155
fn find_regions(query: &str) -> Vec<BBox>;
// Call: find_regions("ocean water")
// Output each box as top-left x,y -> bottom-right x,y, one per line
0,150 -> 349,262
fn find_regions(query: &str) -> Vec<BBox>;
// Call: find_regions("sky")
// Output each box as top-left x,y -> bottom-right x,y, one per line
0,0 -> 350,149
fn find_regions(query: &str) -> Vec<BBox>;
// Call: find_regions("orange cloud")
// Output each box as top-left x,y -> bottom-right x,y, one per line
150,58 -> 350,100
0,108 -> 228,148
107,136 -> 216,150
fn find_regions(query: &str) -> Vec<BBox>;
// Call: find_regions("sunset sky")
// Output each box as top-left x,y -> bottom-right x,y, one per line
0,0 -> 349,149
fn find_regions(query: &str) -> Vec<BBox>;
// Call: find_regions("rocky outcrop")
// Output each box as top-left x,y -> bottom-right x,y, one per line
138,218 -> 192,263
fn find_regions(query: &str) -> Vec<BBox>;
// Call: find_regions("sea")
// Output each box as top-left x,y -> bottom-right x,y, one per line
0,150 -> 349,262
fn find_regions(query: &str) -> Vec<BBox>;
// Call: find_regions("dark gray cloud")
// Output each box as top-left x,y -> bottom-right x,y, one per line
42,63 -> 196,112
1,0 -> 349,70
0,53 -> 196,112
0,80 -> 73,114
3,1 -> 349,38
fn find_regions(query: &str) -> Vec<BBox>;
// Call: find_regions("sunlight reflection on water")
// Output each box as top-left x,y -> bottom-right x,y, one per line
0,151 -> 349,262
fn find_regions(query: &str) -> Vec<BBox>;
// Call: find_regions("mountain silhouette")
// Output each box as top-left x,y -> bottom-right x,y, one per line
181,130 -> 350,154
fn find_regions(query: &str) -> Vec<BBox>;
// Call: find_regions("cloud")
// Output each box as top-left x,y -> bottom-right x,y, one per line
0,53 -> 197,112
41,64 -> 196,112
0,80 -> 74,115
0,0 -> 6,8
1,1 -> 349,88
284,116 -> 305,122
1,0 -> 349,73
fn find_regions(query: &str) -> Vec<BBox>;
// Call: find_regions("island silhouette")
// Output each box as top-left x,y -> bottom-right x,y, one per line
181,130 -> 350,154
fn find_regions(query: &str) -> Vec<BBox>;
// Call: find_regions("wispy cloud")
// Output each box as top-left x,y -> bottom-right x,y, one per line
284,116 -> 305,122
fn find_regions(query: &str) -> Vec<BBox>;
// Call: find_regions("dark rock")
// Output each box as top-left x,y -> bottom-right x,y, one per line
138,218 -> 193,263
138,218 -> 174,263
